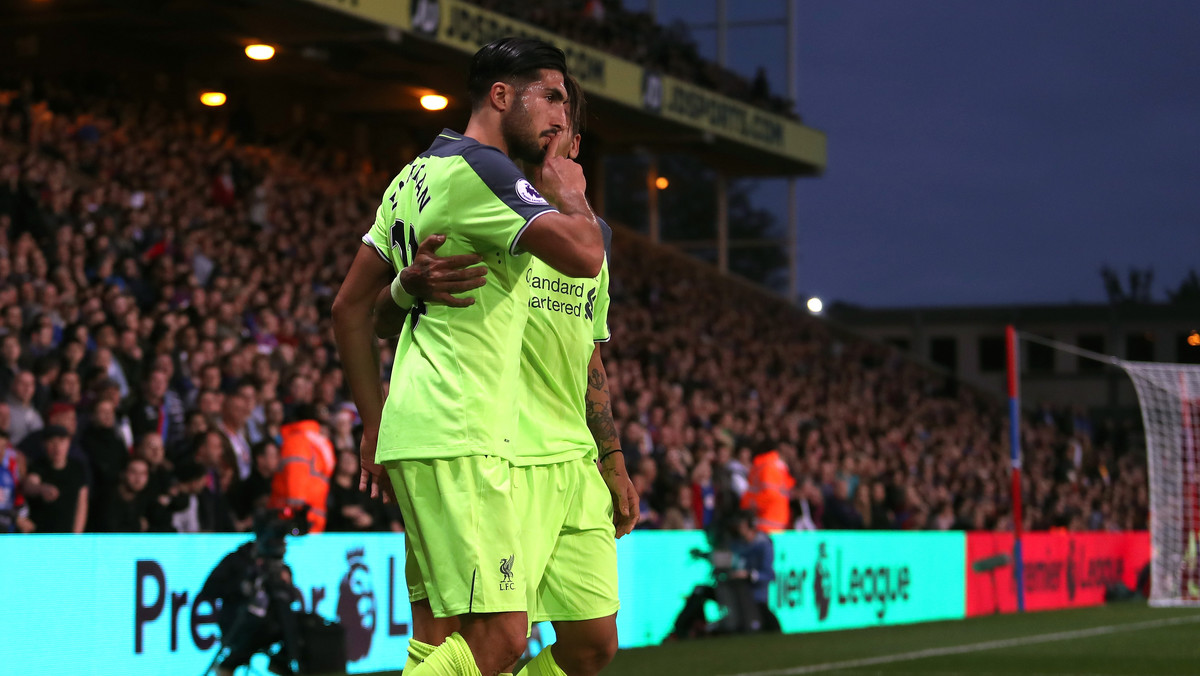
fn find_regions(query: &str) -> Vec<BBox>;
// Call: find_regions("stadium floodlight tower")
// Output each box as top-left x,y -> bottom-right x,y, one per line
1007,325 -> 1200,608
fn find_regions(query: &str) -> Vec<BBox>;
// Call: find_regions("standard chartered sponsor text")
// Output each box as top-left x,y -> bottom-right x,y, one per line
527,268 -> 588,317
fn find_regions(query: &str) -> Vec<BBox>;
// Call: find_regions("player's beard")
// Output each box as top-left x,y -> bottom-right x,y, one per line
502,97 -> 549,165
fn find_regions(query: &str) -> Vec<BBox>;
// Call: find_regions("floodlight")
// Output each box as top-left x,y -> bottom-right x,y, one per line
245,44 -> 276,61
420,94 -> 448,111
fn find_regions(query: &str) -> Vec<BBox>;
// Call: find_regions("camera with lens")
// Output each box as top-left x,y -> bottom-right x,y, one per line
670,511 -> 778,640
691,547 -> 740,580
254,504 -> 313,560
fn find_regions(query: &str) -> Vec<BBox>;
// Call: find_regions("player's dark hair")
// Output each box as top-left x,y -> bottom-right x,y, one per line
565,72 -> 587,133
468,37 -> 569,110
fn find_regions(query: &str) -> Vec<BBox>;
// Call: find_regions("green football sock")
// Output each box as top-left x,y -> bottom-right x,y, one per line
404,638 -> 438,673
515,644 -> 567,676
404,632 -> 481,676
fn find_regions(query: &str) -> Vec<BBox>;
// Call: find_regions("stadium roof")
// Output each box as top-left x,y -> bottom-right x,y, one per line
0,0 -> 825,177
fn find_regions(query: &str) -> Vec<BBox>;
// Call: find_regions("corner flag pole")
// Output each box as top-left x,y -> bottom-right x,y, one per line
1006,325 -> 1025,612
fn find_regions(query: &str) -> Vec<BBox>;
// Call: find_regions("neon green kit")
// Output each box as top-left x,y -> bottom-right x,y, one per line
363,129 -> 560,616
363,130 -> 556,464
514,250 -> 611,467
513,224 -> 621,623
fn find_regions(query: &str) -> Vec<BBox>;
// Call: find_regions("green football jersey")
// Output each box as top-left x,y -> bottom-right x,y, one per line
363,130 -> 559,463
512,222 -> 612,467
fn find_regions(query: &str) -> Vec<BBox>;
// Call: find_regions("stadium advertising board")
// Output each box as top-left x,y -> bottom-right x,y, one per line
0,531 -> 714,675
966,532 -> 1150,616
418,0 -> 644,109
769,532 -> 966,633
299,0 -> 825,170
303,0 -> 414,32
0,531 -> 967,674
307,0 -> 642,108
0,534 -> 415,675
642,74 -> 827,168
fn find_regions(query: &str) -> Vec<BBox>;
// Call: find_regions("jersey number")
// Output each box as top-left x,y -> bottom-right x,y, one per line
390,218 -> 427,330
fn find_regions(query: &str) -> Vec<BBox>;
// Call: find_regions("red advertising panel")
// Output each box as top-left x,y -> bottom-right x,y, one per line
966,532 -> 1149,616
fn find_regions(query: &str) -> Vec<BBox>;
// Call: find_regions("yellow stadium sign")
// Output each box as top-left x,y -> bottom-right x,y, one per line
303,0 -> 414,31
645,74 -> 827,169
419,0 -> 643,109
299,0 -> 825,170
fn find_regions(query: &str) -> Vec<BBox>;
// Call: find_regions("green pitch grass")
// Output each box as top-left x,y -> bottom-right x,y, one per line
332,603 -> 1200,676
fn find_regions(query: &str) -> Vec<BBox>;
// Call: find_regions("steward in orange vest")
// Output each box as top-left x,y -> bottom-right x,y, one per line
269,408 -> 335,533
740,447 -> 794,533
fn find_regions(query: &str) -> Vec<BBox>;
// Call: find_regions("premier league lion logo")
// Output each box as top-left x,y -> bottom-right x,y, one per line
337,548 -> 377,662
813,542 -> 832,621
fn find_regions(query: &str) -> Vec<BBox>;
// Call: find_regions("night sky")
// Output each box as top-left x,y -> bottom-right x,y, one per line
629,0 -> 1200,307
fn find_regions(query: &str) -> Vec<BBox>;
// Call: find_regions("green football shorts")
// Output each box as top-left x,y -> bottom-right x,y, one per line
387,455 -> 526,617
513,457 -> 620,623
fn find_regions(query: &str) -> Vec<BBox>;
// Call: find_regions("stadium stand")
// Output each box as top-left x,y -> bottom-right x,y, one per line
0,77 -> 1147,536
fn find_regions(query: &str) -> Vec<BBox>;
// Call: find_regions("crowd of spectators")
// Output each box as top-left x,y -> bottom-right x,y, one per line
471,0 -> 797,118
0,78 -> 400,534
603,236 -> 1150,537
0,77 -> 1147,538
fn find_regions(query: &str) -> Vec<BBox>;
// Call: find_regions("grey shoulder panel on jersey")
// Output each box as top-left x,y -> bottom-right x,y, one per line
461,144 -> 558,223
418,130 -> 470,159
421,130 -> 557,224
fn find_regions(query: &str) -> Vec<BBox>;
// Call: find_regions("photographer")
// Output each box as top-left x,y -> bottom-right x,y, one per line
669,511 -> 779,639
198,509 -> 306,676
728,512 -> 779,633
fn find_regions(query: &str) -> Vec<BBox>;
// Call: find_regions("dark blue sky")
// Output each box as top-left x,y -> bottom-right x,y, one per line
628,0 -> 1200,307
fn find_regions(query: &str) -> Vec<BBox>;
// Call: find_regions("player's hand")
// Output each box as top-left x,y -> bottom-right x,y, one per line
41,484 -> 60,502
359,457 -> 397,504
599,451 -> 639,538
533,155 -> 587,208
359,428 -> 396,504
399,235 -> 487,307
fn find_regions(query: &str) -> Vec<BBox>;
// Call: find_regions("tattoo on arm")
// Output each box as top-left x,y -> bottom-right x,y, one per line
586,366 -> 621,460
588,365 -> 605,392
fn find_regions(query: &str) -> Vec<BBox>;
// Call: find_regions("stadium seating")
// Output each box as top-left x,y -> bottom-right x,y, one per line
0,78 -> 1147,535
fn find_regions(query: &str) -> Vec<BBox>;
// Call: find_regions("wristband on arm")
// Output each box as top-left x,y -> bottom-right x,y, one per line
598,449 -> 623,465
390,270 -> 415,310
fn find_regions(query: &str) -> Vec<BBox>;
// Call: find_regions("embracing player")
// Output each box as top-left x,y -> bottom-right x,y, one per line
333,38 -> 605,676
376,75 -> 637,676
